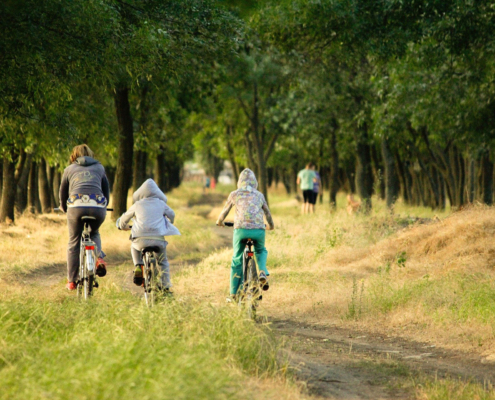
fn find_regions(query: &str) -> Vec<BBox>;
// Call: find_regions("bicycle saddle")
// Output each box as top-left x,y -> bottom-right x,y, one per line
81,216 -> 96,221
142,246 -> 160,254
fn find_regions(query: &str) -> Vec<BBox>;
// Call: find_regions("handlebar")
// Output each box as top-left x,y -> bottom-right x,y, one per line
224,222 -> 234,227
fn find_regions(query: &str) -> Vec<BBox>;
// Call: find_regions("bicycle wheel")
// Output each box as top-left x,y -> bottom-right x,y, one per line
77,245 -> 85,298
143,253 -> 157,307
244,258 -> 259,320
83,249 -> 95,299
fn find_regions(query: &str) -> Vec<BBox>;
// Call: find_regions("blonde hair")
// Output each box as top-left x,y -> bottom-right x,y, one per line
69,144 -> 94,164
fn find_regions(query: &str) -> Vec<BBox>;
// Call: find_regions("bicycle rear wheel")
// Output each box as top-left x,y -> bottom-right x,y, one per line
244,258 -> 260,320
143,253 -> 157,307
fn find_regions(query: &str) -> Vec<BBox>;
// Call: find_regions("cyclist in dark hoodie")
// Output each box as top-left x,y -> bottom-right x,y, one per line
59,144 -> 110,291
117,179 -> 180,292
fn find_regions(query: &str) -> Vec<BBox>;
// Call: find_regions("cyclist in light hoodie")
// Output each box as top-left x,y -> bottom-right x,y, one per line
117,179 -> 180,292
216,168 -> 275,298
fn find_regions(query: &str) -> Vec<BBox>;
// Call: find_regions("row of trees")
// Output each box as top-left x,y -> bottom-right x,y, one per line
196,0 -> 495,211
0,0 -> 239,222
1,0 -> 494,223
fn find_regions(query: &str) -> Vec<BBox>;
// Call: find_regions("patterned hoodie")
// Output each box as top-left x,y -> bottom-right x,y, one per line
217,169 -> 274,230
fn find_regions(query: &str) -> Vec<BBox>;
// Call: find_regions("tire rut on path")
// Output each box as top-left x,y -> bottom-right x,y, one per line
272,319 -> 495,399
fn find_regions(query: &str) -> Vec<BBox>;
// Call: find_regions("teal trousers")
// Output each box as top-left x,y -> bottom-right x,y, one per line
231,228 -> 269,295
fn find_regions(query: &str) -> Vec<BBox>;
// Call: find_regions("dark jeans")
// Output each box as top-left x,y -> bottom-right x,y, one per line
67,207 -> 106,283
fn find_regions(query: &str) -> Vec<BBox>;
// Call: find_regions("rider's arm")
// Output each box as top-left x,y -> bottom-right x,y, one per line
216,193 -> 234,225
119,205 -> 136,230
59,170 -> 70,213
163,204 -> 175,224
262,197 -> 275,230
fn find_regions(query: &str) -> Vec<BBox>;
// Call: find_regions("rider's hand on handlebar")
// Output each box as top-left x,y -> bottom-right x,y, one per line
216,219 -> 225,227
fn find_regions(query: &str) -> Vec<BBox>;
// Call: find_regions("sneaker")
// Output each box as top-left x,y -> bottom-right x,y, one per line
66,282 -> 77,291
226,294 -> 238,303
96,258 -> 107,277
259,271 -> 269,291
157,284 -> 173,296
133,265 -> 143,286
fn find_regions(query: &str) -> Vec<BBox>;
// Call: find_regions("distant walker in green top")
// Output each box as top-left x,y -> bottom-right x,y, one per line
297,163 -> 317,214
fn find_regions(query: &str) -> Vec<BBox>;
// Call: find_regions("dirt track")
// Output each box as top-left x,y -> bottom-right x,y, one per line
273,319 -> 495,399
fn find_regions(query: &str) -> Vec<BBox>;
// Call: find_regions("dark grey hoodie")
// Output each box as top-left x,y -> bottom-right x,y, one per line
59,156 -> 110,212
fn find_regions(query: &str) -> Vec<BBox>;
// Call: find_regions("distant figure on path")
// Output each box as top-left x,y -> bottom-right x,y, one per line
211,177 -> 216,190
312,165 -> 321,210
346,194 -> 361,215
203,176 -> 211,193
297,163 -> 317,214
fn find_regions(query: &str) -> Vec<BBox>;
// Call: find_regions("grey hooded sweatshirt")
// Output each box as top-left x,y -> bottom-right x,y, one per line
118,179 -> 180,238
59,156 -> 110,212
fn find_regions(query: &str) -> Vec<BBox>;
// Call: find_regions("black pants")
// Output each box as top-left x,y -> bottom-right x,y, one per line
67,207 -> 106,283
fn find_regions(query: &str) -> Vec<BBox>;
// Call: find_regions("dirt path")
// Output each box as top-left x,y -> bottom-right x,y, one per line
272,319 -> 495,399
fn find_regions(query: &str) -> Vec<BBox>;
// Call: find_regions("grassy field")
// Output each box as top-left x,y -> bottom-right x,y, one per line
1,182 -> 495,399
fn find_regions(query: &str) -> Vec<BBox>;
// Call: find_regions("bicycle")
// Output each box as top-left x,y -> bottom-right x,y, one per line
55,207 -> 112,299
224,221 -> 262,319
117,223 -> 162,308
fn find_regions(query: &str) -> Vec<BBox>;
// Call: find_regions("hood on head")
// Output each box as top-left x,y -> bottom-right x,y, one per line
237,168 -> 258,190
75,156 -> 99,166
133,179 -> 168,203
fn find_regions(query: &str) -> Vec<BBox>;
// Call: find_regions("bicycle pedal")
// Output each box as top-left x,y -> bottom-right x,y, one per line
94,281 -> 99,288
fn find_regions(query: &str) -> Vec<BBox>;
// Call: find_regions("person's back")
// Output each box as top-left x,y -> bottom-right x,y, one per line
59,145 -> 110,291
297,163 -> 317,214
216,169 -> 274,298
118,179 -> 179,290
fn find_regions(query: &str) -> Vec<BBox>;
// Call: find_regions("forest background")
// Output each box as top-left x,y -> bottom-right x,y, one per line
1,0 -> 495,221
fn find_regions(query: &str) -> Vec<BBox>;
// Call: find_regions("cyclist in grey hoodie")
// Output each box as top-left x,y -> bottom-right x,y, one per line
117,179 -> 180,291
59,144 -> 110,291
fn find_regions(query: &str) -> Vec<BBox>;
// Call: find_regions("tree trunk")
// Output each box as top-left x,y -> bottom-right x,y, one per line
112,87 -> 134,220
329,130 -> 340,208
155,149 -> 167,193
225,125 -> 239,183
0,150 -> 19,222
355,127 -> 373,212
16,154 -> 32,214
132,150 -> 147,191
27,161 -> 38,214
381,138 -> 399,209
38,158 -> 52,213
370,143 -> 385,200
481,152 -> 493,205
468,159 -> 475,203
47,165 -> 59,208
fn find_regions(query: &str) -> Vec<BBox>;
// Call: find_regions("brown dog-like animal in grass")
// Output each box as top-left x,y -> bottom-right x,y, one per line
346,194 -> 361,215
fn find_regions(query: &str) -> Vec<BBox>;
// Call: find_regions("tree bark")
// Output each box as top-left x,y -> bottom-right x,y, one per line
38,158 -> 52,213
155,148 -> 167,193
355,127 -> 373,212
381,138 -> 400,209
0,150 -> 19,222
27,161 -> 38,214
225,125 -> 239,183
329,130 -> 340,208
47,165 -> 58,208
16,154 -> 32,214
112,87 -> 134,220
481,152 -> 493,205
132,150 -> 147,191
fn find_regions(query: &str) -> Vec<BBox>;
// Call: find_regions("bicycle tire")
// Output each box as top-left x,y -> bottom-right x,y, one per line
143,253 -> 157,307
244,258 -> 259,320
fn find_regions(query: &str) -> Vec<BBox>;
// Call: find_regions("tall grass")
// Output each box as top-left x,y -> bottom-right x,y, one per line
0,287 -> 283,400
